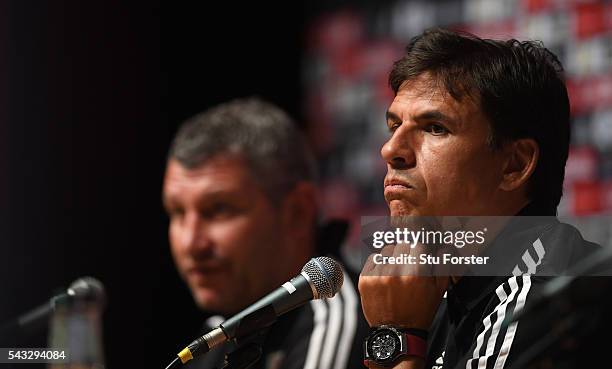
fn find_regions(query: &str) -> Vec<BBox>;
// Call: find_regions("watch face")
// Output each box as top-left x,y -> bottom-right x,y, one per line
369,330 -> 399,361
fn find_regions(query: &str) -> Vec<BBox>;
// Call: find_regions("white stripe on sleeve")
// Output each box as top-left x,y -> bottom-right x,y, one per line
333,273 -> 358,369
493,275 -> 533,369
303,299 -> 329,369
477,277 -> 520,369
318,291 -> 343,369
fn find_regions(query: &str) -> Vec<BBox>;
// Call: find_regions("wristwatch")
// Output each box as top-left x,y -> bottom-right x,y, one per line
363,326 -> 427,367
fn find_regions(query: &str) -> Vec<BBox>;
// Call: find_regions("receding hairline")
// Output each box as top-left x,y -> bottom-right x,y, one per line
163,152 -> 275,206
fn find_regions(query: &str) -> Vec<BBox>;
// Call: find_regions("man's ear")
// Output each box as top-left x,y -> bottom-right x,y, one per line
499,138 -> 539,192
281,182 -> 318,242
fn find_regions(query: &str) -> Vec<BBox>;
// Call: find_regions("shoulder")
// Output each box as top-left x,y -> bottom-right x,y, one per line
265,266 -> 368,369
511,219 -> 601,276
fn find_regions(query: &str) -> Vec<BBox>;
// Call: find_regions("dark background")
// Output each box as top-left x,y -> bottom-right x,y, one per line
0,2 -> 312,368
2,1 -> 611,369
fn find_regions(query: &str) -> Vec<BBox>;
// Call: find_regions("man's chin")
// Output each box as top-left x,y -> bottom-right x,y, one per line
388,201 -> 419,216
192,290 -> 227,313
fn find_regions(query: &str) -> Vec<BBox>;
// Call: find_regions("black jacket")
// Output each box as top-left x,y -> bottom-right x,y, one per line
185,269 -> 368,369
425,206 -> 604,369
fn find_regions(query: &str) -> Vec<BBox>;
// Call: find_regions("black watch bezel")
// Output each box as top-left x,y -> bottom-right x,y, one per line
364,326 -> 405,366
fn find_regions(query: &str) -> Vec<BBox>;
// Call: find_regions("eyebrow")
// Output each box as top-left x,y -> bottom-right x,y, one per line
416,110 -> 456,124
162,194 -> 175,210
162,187 -> 241,209
386,109 -> 459,127
386,111 -> 402,123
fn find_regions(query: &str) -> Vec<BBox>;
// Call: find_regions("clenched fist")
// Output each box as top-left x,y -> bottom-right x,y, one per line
358,243 -> 449,329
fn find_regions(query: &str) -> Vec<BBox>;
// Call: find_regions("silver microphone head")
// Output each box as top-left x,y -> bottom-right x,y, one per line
301,257 -> 344,299
67,277 -> 106,308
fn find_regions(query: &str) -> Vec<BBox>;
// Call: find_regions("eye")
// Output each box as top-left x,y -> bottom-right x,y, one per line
167,207 -> 185,220
425,123 -> 449,136
203,202 -> 238,220
388,121 -> 401,133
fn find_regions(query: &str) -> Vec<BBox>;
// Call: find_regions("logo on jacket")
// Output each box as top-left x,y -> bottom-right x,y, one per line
431,350 -> 444,369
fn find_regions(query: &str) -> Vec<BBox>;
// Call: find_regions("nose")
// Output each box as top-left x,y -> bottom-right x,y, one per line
380,125 -> 416,170
177,211 -> 213,256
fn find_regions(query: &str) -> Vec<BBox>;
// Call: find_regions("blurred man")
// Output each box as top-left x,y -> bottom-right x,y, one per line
163,98 -> 366,369
359,28 -> 601,369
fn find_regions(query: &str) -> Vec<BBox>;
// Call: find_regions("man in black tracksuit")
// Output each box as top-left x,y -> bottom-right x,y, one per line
425,204 -> 603,369
358,28 -> 607,369
163,98 -> 368,369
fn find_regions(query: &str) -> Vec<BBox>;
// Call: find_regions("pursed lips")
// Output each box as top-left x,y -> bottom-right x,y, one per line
384,178 -> 416,202
185,262 -> 226,278
384,178 -> 414,190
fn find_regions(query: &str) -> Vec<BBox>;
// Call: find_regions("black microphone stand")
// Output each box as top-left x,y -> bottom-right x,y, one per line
165,305 -> 276,369
164,330 -> 266,369
219,332 -> 265,369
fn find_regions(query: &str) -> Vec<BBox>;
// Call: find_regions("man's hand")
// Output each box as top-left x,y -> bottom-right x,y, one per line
359,243 -> 449,369
358,242 -> 449,329
358,274 -> 448,330
359,274 -> 448,331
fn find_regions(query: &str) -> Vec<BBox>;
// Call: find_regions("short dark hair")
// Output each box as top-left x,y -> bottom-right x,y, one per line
168,97 -> 316,204
389,28 -> 570,213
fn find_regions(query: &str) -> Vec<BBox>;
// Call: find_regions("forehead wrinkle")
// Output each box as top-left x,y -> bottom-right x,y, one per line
396,81 -> 479,130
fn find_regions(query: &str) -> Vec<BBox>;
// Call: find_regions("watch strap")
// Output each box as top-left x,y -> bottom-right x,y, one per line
363,326 -> 428,366
400,328 -> 428,340
403,333 -> 427,359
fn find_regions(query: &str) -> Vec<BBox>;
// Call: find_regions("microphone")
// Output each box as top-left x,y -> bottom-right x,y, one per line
170,256 -> 344,367
0,277 -> 106,338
